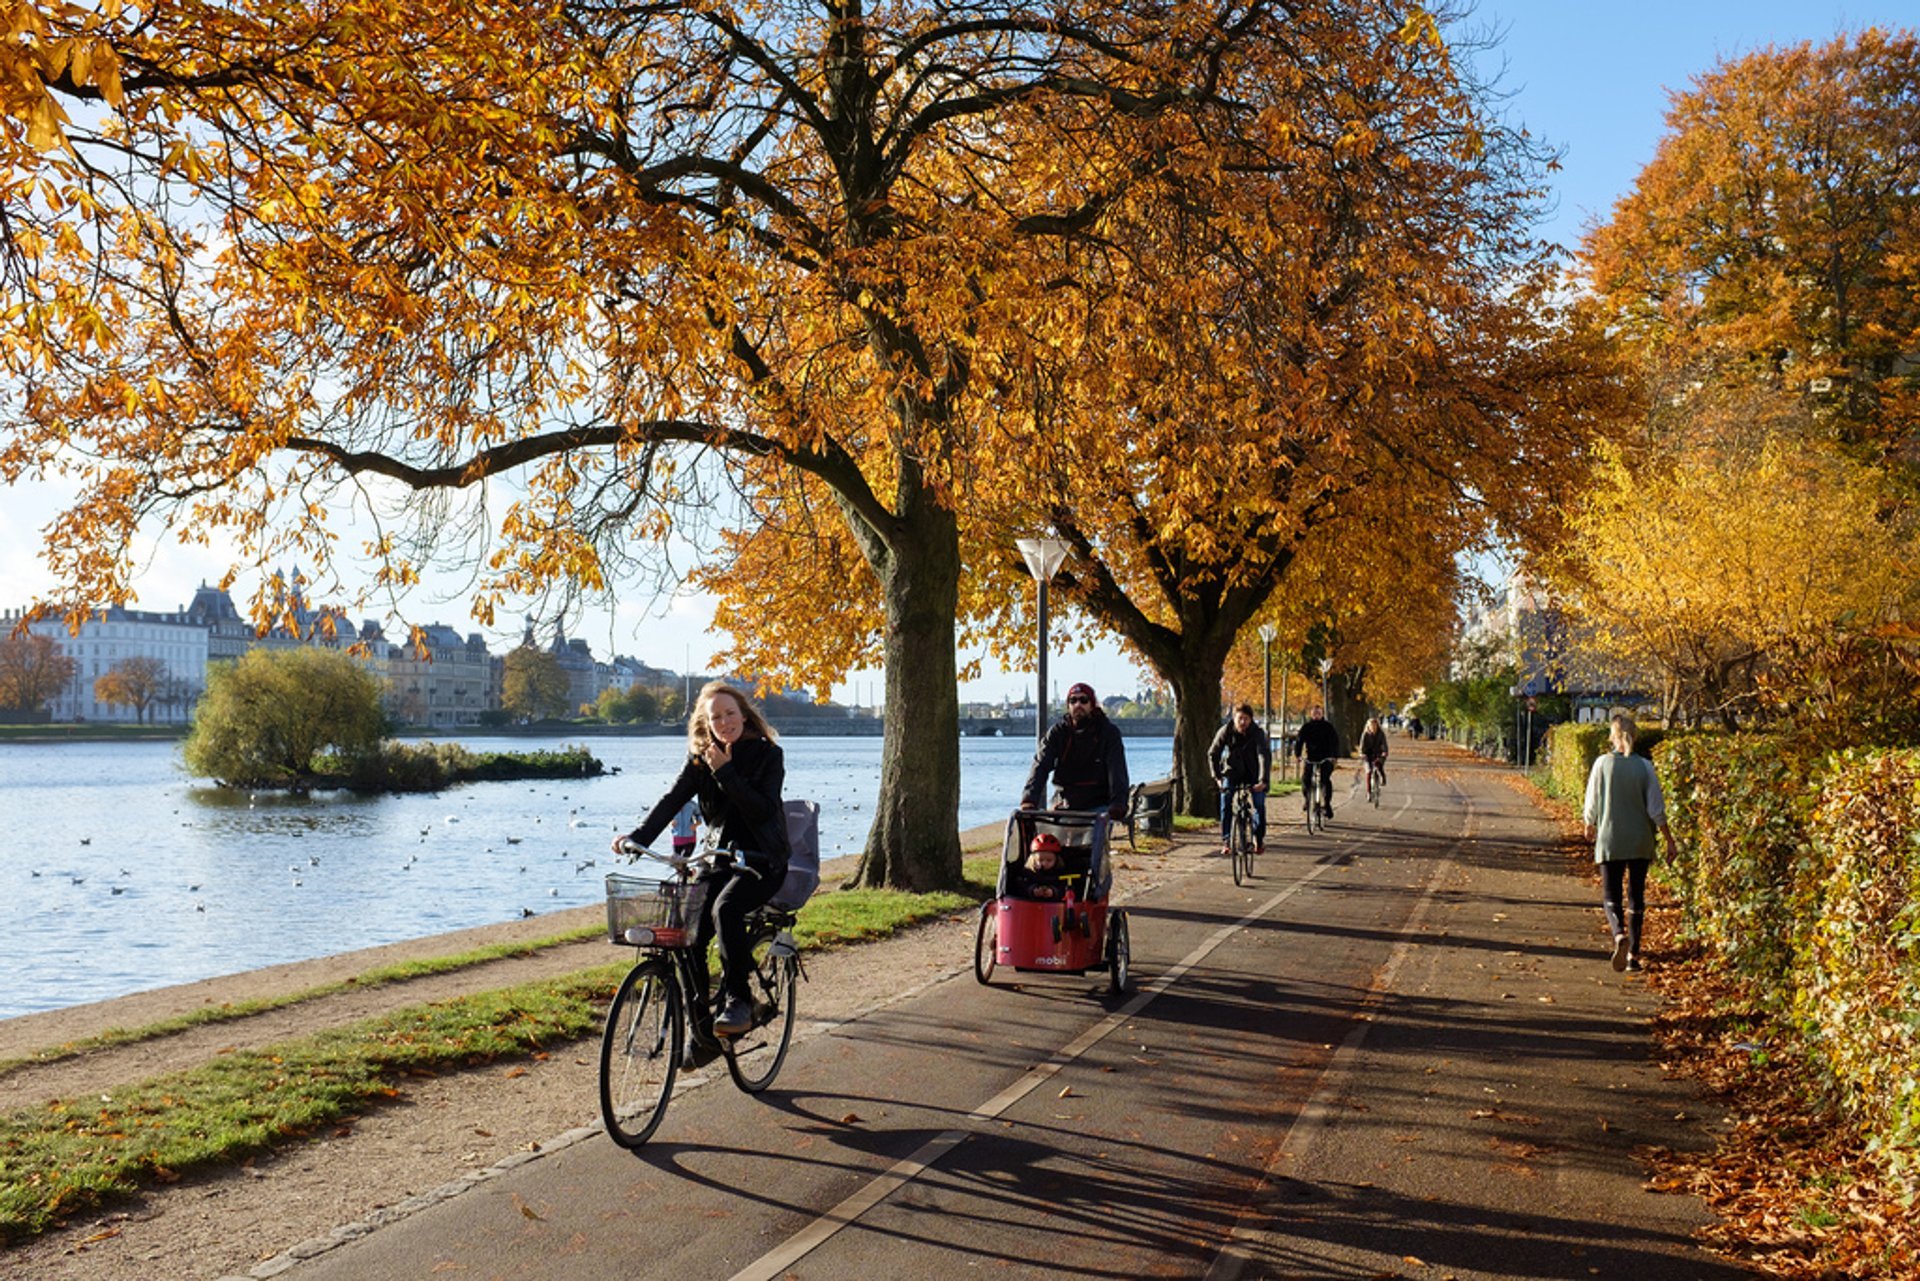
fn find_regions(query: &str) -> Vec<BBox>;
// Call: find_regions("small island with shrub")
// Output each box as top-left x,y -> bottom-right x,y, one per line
183,647 -> 605,791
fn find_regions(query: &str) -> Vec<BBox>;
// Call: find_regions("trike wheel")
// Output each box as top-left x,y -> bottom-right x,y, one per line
974,901 -> 998,985
1107,908 -> 1132,995
724,932 -> 797,1094
599,959 -> 681,1149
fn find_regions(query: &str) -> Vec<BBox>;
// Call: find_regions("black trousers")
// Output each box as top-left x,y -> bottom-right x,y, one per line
694,859 -> 782,1002
1601,859 -> 1650,952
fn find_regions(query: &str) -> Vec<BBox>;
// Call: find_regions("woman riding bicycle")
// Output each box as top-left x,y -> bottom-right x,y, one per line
613,681 -> 788,1039
1360,716 -> 1389,790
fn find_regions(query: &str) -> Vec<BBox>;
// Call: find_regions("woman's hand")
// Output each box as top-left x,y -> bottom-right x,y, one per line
703,738 -> 733,772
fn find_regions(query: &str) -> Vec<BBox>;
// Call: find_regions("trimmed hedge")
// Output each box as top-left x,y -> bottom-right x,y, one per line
1540,720 -> 1668,807
1653,735 -> 1920,1197
1658,734 -> 1819,999
1797,749 -> 1920,1192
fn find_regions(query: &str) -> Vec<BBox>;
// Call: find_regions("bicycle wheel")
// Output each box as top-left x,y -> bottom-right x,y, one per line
974,901 -> 998,984
1230,805 -> 1248,886
1106,908 -> 1131,995
723,930 -> 798,1093
599,959 -> 682,1149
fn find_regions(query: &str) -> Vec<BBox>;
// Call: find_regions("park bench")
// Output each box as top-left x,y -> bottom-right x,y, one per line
1126,777 -> 1175,848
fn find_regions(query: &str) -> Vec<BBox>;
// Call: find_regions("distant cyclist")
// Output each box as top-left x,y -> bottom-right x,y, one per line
1292,704 -> 1341,821
1208,703 -> 1272,855
1360,716 -> 1389,791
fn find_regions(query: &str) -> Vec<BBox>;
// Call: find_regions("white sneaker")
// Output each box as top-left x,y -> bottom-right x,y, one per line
1610,935 -> 1630,972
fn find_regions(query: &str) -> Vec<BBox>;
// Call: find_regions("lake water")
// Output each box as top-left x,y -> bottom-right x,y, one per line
0,734 -> 1173,1018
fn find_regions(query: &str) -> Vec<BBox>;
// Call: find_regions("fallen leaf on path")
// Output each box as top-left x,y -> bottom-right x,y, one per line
1058,1086 -> 1076,1098
513,1195 -> 544,1221
840,1112 -> 863,1124
503,1066 -> 527,1079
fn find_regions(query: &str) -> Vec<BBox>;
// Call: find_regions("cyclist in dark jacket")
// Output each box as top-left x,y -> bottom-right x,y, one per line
1208,704 -> 1271,854
1292,705 -> 1341,820
1360,717 -> 1389,786
618,681 -> 788,1039
1022,682 -> 1130,818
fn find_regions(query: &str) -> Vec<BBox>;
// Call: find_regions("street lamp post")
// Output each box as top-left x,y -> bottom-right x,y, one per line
1015,538 -> 1072,752
1258,624 -> 1276,741
1318,657 -> 1333,721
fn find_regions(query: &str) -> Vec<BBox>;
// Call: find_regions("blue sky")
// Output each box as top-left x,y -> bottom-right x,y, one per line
1467,2 -> 1912,252
4,4 -> 1915,703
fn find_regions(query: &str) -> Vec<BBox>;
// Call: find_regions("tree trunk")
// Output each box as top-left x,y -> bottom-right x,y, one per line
1165,647 -> 1230,819
844,498 -> 964,893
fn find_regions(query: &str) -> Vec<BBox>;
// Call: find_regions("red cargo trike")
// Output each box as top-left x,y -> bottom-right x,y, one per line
973,808 -> 1132,994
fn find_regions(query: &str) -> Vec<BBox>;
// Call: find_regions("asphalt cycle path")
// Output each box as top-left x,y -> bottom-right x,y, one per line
257,740 -> 1747,1281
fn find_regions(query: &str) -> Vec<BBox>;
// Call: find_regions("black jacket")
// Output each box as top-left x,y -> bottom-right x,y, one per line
629,735 -> 789,871
1361,728 -> 1389,760
1022,713 -> 1130,815
1208,721 -> 1272,788
1293,717 -> 1341,763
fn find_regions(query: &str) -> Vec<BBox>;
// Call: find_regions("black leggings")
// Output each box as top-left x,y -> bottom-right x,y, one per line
1601,859 -> 1650,951
694,859 -> 782,1001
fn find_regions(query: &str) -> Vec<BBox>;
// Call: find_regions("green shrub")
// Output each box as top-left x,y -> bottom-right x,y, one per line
183,648 -> 386,785
1659,734 -> 1824,1003
1796,748 -> 1920,1197
1543,722 -> 1611,801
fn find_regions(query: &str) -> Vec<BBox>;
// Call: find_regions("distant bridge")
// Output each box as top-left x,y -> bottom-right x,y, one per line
775,714 -> 1177,738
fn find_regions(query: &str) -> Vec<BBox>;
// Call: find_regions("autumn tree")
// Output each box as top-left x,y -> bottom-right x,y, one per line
1225,504 -> 1461,745
0,632 -> 77,714
702,11 -> 1623,817
1548,440 -> 1918,730
1583,30 -> 1920,483
183,647 -> 386,785
93,654 -> 171,723
977,57 -> 1619,812
500,648 -> 571,722
0,0 -> 1536,889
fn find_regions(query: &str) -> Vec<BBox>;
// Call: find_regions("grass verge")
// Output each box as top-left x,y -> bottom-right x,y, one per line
0,852 -> 1017,1245
0,925 -> 609,1080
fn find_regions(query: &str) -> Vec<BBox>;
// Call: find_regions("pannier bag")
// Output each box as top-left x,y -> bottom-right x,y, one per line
771,799 -> 821,910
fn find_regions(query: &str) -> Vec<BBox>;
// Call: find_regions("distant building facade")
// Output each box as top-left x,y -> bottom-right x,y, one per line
15,606 -> 209,724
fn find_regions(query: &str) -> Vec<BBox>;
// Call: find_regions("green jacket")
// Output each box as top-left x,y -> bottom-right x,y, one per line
1582,750 -> 1664,863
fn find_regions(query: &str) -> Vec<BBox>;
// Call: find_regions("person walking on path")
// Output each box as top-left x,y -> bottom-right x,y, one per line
1022,681 -> 1130,818
1582,712 -> 1677,973
1209,703 -> 1272,854
616,681 -> 789,1036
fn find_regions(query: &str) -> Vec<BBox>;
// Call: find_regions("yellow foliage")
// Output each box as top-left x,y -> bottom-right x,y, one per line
1550,439 -> 1920,724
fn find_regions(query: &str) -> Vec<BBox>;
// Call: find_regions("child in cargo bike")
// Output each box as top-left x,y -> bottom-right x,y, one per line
1010,832 -> 1079,901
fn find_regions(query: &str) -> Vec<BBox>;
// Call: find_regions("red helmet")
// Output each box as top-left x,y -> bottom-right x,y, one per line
1029,833 -> 1063,855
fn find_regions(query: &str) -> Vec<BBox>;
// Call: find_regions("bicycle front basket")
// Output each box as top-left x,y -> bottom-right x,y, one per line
604,873 -> 708,947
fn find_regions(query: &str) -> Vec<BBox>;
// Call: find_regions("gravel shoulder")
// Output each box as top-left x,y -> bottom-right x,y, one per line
2,835 -> 1195,1281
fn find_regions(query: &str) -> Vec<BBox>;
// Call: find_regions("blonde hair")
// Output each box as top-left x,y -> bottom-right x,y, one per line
1610,712 -> 1637,751
1365,717 -> 1381,734
687,681 -> 778,754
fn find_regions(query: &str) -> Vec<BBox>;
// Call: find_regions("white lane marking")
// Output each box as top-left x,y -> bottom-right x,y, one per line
1201,773 -> 1478,1281
729,826 -> 1396,1281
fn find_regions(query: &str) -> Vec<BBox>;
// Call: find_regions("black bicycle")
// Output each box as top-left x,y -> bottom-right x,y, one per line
598,847 -> 802,1149
1224,783 -> 1260,885
1365,757 -> 1385,807
1300,758 -> 1333,834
